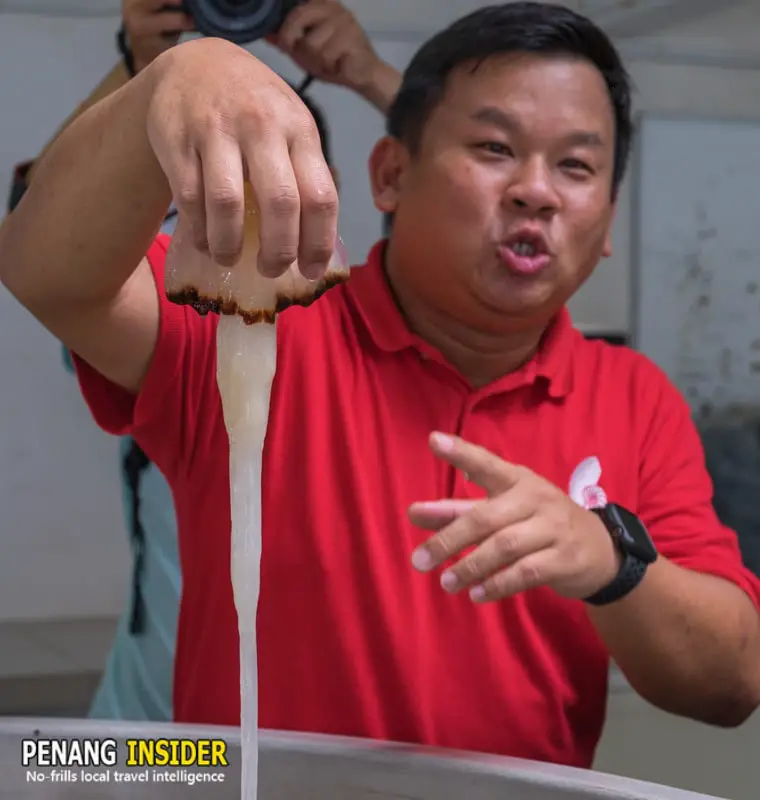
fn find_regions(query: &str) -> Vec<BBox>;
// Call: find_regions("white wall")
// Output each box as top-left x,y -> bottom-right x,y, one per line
598,687 -> 760,799
568,0 -> 760,331
0,14 -> 129,621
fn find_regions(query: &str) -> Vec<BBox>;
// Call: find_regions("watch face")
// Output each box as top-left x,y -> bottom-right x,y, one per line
606,504 -> 658,563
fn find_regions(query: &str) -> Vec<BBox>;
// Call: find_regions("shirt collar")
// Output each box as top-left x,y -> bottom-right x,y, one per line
345,240 -> 578,398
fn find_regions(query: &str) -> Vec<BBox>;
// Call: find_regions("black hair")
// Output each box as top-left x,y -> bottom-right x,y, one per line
295,88 -> 332,167
387,2 -> 633,197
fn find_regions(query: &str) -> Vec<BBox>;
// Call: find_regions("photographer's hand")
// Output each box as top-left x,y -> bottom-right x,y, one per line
123,0 -> 195,73
270,0 -> 401,114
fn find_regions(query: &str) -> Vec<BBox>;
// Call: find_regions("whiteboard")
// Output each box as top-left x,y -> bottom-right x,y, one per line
631,114 -> 760,419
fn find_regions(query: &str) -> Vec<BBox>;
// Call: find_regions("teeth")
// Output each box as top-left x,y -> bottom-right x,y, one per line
511,242 -> 536,256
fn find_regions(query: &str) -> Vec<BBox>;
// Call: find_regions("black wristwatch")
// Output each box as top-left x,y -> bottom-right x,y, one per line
583,503 -> 658,606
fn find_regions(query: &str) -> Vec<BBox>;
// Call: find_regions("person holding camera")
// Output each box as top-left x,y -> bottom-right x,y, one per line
7,0 -> 400,723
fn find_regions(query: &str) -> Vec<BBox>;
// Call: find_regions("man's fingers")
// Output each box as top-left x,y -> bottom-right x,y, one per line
429,432 -> 522,495
407,499 -> 480,530
410,492 -> 533,572
299,17 -> 342,55
438,521 -> 552,594
199,137 -> 245,266
290,136 -> 339,279
468,551 -> 556,603
277,2 -> 336,52
130,10 -> 194,37
150,40 -> 339,278
320,31 -> 352,74
243,135 -> 301,278
136,0 -> 181,12
169,149 -> 208,253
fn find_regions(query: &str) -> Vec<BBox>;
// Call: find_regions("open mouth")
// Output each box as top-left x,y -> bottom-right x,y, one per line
499,229 -> 552,275
508,240 -> 541,257
503,229 -> 550,257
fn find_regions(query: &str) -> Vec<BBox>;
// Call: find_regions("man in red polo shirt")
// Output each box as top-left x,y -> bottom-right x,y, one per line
2,1 -> 760,769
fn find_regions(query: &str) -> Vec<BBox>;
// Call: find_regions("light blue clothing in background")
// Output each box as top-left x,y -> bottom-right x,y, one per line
62,210 -> 181,721
90,436 -> 180,721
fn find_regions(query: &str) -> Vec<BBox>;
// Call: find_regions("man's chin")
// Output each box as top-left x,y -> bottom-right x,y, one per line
478,280 -> 561,322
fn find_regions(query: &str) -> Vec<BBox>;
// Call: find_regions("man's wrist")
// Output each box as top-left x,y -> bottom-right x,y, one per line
583,505 -> 657,606
589,512 -> 623,594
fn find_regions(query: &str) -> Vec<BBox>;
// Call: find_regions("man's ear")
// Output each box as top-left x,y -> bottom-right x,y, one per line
368,136 -> 408,215
602,199 -> 617,258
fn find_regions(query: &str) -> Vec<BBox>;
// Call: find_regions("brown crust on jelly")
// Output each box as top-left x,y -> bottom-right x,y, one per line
166,269 -> 349,325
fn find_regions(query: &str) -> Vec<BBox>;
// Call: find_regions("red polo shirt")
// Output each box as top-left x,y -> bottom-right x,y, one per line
74,236 -> 760,768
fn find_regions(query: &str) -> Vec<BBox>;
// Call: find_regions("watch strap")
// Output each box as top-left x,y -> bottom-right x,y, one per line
583,549 -> 647,606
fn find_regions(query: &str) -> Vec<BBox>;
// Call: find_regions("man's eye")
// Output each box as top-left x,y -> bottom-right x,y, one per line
562,158 -> 593,173
477,142 -> 512,156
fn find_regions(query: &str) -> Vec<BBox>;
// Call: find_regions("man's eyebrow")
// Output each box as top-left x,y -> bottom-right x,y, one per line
470,106 -> 606,147
470,106 -> 522,132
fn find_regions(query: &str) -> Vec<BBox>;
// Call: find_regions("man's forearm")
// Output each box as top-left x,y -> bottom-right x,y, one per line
357,60 -> 402,115
588,556 -> 760,726
0,61 -> 170,310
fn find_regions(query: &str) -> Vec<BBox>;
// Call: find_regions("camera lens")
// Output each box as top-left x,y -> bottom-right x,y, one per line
186,0 -> 299,44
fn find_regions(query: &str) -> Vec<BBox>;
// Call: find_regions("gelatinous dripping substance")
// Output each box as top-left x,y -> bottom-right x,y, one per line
164,194 -> 349,800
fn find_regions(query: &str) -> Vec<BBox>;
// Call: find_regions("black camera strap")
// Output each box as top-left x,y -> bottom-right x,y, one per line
123,440 -> 152,635
296,74 -> 314,96
116,24 -> 138,77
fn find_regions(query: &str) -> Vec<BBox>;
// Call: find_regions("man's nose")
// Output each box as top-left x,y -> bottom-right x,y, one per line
504,159 -> 560,215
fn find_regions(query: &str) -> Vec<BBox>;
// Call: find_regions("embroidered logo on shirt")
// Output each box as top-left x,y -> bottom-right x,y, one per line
568,456 -> 608,510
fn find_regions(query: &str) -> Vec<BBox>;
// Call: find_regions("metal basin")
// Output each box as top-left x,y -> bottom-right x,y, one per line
0,717 -> 725,799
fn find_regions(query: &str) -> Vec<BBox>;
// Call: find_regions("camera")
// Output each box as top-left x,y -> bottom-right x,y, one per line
182,0 -> 302,44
